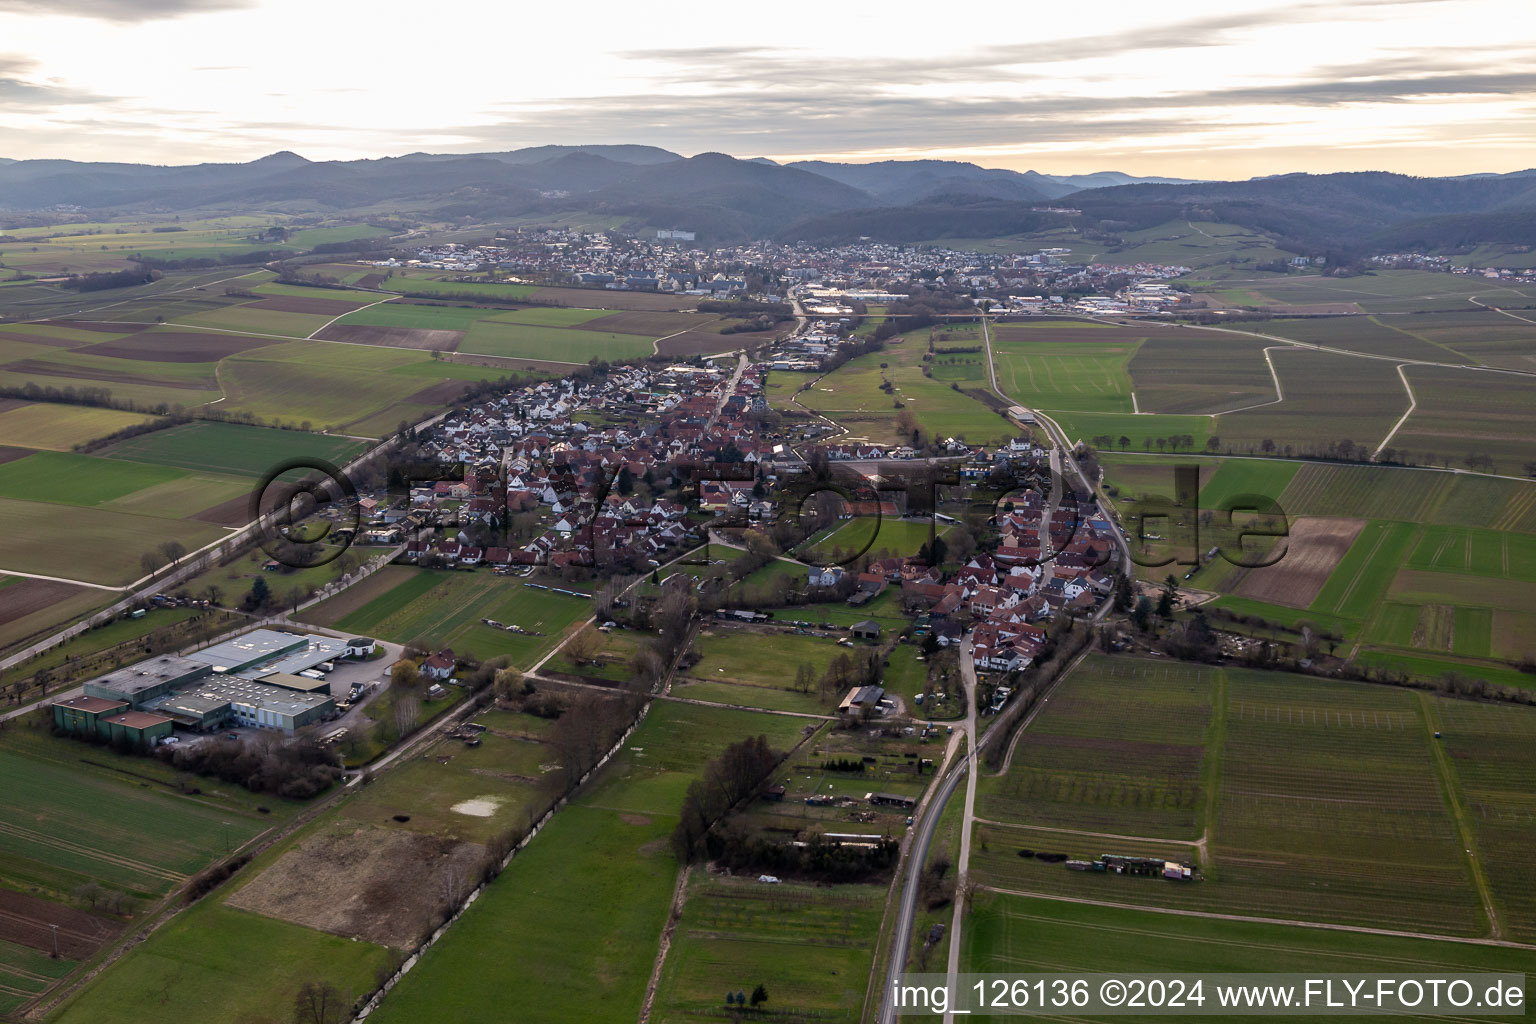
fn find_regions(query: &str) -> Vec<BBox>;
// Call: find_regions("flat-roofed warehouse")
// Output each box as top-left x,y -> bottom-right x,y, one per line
184,627 -> 348,679
252,636 -> 348,678
183,629 -> 310,674
53,695 -> 129,739
100,710 -> 174,747
85,656 -> 210,706
261,672 -> 333,695
141,676 -> 334,734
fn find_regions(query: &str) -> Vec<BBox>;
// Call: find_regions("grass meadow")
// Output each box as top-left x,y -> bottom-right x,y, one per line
366,701 -> 809,1024
801,330 -> 1017,446
313,567 -> 593,668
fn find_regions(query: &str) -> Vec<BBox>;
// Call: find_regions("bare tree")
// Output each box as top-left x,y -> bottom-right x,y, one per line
158,540 -> 187,568
392,690 -> 421,738
565,624 -> 602,666
291,980 -> 346,1024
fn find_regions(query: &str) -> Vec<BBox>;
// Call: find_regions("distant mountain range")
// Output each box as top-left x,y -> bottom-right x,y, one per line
3,145 -> 1535,254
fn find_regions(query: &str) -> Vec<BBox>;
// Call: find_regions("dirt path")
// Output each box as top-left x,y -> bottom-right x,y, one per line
1415,692 -> 1502,939
970,818 -> 1201,849
637,864 -> 692,1024
305,295 -> 396,340
1373,362 -> 1418,457
979,886 -> 1536,950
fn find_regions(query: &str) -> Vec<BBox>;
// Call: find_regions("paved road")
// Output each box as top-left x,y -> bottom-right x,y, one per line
873,317 -> 1131,1022
942,640 -> 981,1020
877,746 -> 969,1024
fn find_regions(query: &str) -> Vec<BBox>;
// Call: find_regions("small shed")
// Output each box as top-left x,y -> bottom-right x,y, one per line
849,620 -> 882,641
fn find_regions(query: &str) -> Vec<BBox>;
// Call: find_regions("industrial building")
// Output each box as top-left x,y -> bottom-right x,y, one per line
100,711 -> 174,747
140,676 -> 333,734
183,630 -> 308,674
69,629 -> 341,737
53,695 -> 129,738
52,695 -> 173,747
85,656 -> 210,706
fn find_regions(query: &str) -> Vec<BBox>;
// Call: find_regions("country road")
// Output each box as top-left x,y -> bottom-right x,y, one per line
874,315 -> 1133,1022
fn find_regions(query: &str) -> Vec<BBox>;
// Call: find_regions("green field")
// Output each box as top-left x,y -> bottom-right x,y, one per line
962,893 -> 1536,1022
798,516 -> 939,562
1309,520 -> 1419,618
459,320 -> 654,363
366,701 -> 809,1024
678,627 -> 855,714
1100,455 -> 1298,514
487,306 -> 613,328
990,339 -> 1138,412
100,421 -> 365,477
321,568 -> 592,667
801,330 -> 1017,446
0,450 -> 188,506
972,661 -> 1497,935
176,337 -> 476,433
0,939 -> 75,1016
181,303 -> 333,339
0,730 -> 279,900
382,276 -> 536,302
50,902 -> 392,1024
653,876 -> 883,1022
978,656 -> 1215,839
1048,409 -> 1213,452
0,404 -> 155,451
334,301 -> 492,332
341,708 -> 560,842
1293,515 -> 1536,670
0,497 -> 226,585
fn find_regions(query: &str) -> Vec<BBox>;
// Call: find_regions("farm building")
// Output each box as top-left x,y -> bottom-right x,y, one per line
849,620 -> 882,641
867,792 -> 916,809
838,685 -> 885,716
52,695 -> 129,739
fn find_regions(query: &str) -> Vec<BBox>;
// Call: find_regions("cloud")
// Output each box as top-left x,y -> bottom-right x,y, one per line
0,54 -> 110,105
0,0 -> 252,21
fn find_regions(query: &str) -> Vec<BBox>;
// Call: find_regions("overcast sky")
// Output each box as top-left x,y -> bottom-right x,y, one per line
2,0 -> 1533,178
